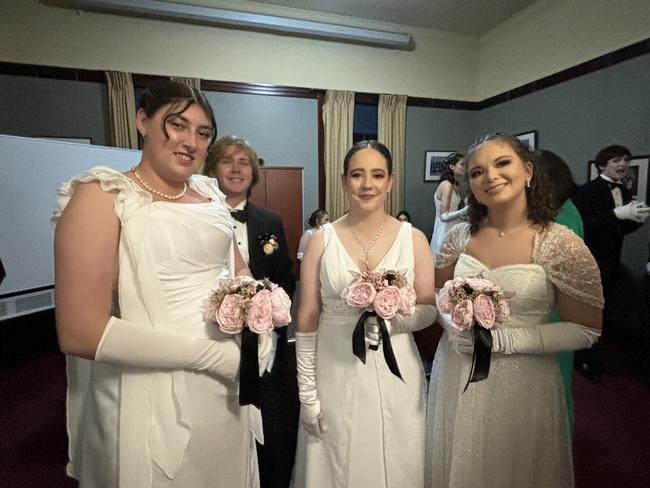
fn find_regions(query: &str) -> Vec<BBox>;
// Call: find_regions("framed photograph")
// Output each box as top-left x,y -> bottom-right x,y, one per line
424,150 -> 455,182
515,130 -> 538,151
587,155 -> 649,202
33,136 -> 93,145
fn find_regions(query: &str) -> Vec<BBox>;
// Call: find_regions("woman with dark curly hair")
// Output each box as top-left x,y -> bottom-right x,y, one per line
425,134 -> 604,488
429,153 -> 467,257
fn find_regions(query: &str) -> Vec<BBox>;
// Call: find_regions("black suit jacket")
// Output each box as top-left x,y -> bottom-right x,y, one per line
572,176 -> 641,284
245,202 -> 296,299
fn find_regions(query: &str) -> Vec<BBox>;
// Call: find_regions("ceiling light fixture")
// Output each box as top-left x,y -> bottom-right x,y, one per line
72,0 -> 411,48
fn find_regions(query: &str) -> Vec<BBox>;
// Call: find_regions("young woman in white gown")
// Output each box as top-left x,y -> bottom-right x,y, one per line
293,140 -> 437,488
54,81 -> 267,488
429,153 -> 468,257
425,134 -> 604,488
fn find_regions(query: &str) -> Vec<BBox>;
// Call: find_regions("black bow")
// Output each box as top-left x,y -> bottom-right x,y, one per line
607,181 -> 624,190
352,311 -> 403,381
230,209 -> 248,223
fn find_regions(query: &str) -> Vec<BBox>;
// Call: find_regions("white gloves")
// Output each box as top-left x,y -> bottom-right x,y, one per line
614,201 -> 650,223
295,330 -> 328,438
95,317 -> 240,381
389,304 -> 438,333
364,315 -> 382,348
448,321 -> 601,356
439,206 -> 468,223
258,331 -> 277,377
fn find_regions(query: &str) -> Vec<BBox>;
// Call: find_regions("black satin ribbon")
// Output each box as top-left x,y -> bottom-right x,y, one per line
230,209 -> 248,223
462,325 -> 493,393
352,311 -> 403,381
239,327 -> 260,408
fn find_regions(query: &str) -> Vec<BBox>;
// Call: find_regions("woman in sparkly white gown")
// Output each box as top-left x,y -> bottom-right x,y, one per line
293,140 -> 437,488
426,134 -> 604,488
54,82 -> 264,488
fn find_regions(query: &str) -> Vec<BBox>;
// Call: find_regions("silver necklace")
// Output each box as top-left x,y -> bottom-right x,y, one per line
490,218 -> 528,237
131,167 -> 188,200
350,218 -> 387,270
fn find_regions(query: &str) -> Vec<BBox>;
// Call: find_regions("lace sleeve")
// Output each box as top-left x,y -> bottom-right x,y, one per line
435,222 -> 471,268
534,223 -> 604,309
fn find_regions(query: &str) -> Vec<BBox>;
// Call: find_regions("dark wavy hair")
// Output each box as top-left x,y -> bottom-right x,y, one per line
532,149 -> 577,215
343,140 -> 393,175
396,210 -> 412,222
465,133 -> 555,233
439,152 -> 465,183
138,80 -> 217,147
308,209 -> 329,228
592,144 -> 631,172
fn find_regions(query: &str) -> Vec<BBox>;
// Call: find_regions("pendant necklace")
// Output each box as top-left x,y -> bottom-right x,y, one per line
132,167 -> 188,200
351,218 -> 387,270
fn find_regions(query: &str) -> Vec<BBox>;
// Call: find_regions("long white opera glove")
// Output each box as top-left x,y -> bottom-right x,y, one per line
491,322 -> 600,355
387,304 -> 438,333
438,206 -> 468,223
95,317 -> 240,381
364,315 -> 382,348
614,201 -> 650,223
295,330 -> 328,438
258,331 -> 277,376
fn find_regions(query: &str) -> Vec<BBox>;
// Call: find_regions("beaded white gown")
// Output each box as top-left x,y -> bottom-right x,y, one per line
293,222 -> 427,488
426,223 -> 604,488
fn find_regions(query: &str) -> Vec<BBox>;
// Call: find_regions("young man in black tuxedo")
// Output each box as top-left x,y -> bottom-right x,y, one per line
204,136 -> 298,488
572,144 -> 650,381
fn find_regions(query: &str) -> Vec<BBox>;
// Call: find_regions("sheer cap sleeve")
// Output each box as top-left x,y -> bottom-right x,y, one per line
435,222 -> 471,268
188,173 -> 227,204
534,223 -> 604,309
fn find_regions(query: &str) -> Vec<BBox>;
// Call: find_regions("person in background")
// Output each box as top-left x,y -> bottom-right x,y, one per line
533,148 -> 584,434
427,134 -> 603,488
53,81 -> 263,487
297,209 -> 330,261
572,144 -> 650,382
396,210 -> 412,223
293,140 -> 437,487
429,152 -> 467,258
203,136 -> 297,488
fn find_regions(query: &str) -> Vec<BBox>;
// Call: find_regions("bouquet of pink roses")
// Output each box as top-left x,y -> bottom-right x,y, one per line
438,276 -> 510,391
340,270 -> 417,380
205,276 -> 292,407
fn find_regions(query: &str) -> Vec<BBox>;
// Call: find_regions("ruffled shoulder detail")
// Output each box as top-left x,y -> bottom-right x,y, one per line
435,222 -> 471,268
188,174 -> 227,204
534,223 -> 604,309
52,165 -> 151,224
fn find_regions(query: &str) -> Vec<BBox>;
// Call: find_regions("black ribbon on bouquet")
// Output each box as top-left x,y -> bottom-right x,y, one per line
239,328 -> 261,408
352,310 -> 403,381
462,325 -> 493,393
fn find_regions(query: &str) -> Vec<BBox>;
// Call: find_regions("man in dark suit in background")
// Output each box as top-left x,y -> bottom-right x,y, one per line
572,144 -> 650,381
204,136 -> 298,488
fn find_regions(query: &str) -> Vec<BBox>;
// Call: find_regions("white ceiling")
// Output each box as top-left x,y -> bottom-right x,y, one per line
244,0 -> 539,35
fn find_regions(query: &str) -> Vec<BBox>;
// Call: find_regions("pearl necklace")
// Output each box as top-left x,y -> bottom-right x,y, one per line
350,217 -> 387,270
131,167 -> 188,200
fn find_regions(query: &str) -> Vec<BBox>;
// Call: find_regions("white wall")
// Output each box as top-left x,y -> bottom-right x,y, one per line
478,0 -> 650,100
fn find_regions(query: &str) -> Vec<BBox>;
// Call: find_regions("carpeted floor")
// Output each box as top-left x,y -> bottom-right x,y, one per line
1,309 -> 649,488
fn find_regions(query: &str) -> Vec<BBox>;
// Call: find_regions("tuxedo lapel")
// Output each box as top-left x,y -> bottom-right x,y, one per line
594,177 -> 616,209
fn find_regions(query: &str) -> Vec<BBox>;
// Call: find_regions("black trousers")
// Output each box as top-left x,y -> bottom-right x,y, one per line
256,333 -> 300,488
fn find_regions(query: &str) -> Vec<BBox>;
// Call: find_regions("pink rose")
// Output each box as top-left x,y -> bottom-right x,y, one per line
247,289 -> 274,334
341,281 -> 377,309
496,298 -> 510,323
398,285 -> 417,315
451,299 -> 474,330
473,294 -> 496,329
373,286 -> 401,320
217,293 -> 246,334
270,286 -> 292,327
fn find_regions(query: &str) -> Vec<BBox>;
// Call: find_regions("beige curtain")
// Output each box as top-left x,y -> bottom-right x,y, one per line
378,94 -> 407,217
105,71 -> 138,149
323,90 -> 355,220
170,76 -> 201,90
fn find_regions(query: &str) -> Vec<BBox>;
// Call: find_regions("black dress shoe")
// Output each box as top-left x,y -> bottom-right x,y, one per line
575,360 -> 604,384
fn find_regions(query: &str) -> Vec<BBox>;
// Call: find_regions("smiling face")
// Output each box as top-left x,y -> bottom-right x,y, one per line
467,140 -> 532,210
341,147 -> 394,212
599,155 -> 630,182
137,102 -> 213,182
212,145 -> 254,203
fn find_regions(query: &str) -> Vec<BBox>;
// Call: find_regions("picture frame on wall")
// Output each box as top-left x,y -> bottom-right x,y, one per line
424,150 -> 455,182
587,155 -> 649,202
515,130 -> 538,151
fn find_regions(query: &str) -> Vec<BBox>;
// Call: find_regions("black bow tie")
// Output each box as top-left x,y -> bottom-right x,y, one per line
607,181 -> 624,190
230,209 -> 248,223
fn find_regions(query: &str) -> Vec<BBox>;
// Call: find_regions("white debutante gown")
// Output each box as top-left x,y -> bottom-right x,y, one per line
429,184 -> 462,257
293,222 -> 427,488
425,223 -> 604,488
54,166 -> 261,488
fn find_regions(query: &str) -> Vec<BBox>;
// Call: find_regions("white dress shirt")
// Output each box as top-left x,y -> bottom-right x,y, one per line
599,175 -> 624,207
227,200 -> 250,264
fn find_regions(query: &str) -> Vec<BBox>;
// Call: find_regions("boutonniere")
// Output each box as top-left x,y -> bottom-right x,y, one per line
258,233 -> 280,256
